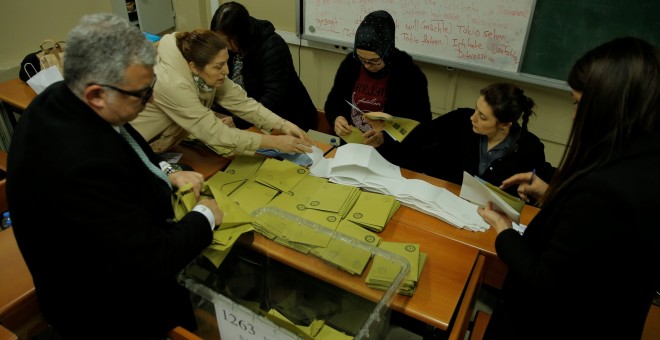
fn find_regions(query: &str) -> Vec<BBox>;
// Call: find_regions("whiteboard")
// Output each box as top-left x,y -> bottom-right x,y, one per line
301,0 -> 535,74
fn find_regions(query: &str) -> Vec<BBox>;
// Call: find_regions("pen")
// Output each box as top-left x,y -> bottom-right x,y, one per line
529,168 -> 536,184
345,100 -> 364,114
323,145 -> 337,157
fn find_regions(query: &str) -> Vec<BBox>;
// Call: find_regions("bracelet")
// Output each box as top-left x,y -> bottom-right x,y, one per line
279,119 -> 287,131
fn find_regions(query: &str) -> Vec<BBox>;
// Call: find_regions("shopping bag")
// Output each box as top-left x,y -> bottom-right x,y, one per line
25,65 -> 63,94
19,40 -> 65,82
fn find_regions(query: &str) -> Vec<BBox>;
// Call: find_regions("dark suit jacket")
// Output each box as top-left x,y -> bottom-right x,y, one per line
220,18 -> 318,132
324,49 -> 432,170
485,131 -> 660,339
7,82 -> 213,338
412,108 -> 554,196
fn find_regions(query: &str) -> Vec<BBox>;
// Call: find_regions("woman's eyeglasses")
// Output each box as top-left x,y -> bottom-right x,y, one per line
353,52 -> 383,66
94,74 -> 157,105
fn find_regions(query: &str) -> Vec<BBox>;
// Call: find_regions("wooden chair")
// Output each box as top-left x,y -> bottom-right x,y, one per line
469,310 -> 491,340
465,293 -> 660,340
448,255 -> 486,340
166,326 -> 203,340
643,304 -> 660,340
0,325 -> 18,340
0,150 -> 7,214
315,109 -> 333,135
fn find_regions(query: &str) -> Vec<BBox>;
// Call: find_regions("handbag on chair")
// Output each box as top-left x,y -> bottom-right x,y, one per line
18,39 -> 66,82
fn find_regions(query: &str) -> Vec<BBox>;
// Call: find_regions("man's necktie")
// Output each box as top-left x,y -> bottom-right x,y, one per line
118,125 -> 171,189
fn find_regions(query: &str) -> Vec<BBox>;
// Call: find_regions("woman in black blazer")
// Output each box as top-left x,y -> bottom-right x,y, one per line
478,37 -> 660,339
416,83 -> 554,196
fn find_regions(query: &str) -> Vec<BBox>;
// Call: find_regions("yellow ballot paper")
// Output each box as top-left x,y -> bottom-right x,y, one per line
311,236 -> 372,275
364,112 -> 420,142
206,171 -> 246,196
459,171 -> 522,222
366,242 -> 423,295
229,180 -> 280,214
224,154 -> 266,178
346,191 -> 400,232
340,126 -> 365,144
253,157 -> 309,192
206,183 -> 253,229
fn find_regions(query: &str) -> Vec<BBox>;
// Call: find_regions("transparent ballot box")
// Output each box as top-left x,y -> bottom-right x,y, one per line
178,207 -> 410,340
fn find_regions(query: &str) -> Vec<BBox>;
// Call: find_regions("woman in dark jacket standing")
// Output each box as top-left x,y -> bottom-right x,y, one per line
211,2 -> 317,132
324,10 -> 432,170
478,37 -> 660,340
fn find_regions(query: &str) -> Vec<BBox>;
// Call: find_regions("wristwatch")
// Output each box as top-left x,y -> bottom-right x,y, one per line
159,161 -> 181,175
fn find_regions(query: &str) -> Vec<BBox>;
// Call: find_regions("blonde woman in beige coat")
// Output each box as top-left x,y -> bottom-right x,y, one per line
131,29 -> 312,156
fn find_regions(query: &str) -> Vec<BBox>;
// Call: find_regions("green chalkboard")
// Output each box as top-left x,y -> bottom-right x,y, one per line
521,0 -> 660,82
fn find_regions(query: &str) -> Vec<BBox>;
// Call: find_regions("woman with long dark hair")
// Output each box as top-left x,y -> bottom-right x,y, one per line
479,37 -> 660,339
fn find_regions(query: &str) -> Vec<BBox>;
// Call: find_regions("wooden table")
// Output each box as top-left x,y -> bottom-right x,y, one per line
0,79 -> 34,127
398,169 -> 540,289
0,228 -> 47,337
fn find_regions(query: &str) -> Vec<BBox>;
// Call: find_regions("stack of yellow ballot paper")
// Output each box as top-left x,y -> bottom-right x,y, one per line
365,242 -> 426,296
345,191 -> 400,232
303,181 -> 362,218
311,220 -> 381,275
229,179 -> 280,214
255,195 -> 332,254
253,157 -> 309,193
223,154 -> 266,179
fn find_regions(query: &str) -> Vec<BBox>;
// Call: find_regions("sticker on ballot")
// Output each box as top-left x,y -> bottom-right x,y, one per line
213,294 -> 299,340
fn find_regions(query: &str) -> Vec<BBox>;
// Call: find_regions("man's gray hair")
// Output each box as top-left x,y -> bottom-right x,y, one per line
64,13 -> 157,96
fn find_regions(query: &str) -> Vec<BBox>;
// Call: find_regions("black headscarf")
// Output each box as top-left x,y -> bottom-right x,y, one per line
354,10 -> 395,61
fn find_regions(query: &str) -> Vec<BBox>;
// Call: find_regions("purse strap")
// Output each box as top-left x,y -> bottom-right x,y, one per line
22,63 -> 38,79
40,40 -> 65,54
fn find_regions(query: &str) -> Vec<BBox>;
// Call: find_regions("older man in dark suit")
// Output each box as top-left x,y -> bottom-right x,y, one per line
7,13 -> 223,338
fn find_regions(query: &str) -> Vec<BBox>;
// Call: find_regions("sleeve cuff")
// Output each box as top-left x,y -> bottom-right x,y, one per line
192,204 -> 215,230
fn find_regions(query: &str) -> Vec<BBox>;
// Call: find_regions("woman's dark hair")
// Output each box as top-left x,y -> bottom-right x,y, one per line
543,37 -> 660,205
176,29 -> 227,68
480,83 -> 535,132
210,1 -> 253,53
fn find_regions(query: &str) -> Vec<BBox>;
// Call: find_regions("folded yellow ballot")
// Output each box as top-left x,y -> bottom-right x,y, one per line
229,180 -> 280,214
253,157 -> 309,192
340,126 -> 365,144
311,237 -> 371,275
363,112 -> 420,142
346,191 -> 400,232
459,171 -> 523,222
366,242 -> 424,296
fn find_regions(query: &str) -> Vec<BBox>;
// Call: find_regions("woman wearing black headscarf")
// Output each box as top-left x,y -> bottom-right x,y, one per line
324,10 -> 432,170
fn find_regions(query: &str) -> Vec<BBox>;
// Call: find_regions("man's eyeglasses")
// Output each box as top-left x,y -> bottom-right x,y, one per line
353,52 -> 383,66
94,74 -> 157,105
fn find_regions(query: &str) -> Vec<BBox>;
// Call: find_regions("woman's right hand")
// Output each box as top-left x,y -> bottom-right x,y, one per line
261,134 -> 313,154
500,172 -> 549,203
334,116 -> 351,136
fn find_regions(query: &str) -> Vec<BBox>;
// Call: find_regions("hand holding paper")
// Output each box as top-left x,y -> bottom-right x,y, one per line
362,111 -> 419,143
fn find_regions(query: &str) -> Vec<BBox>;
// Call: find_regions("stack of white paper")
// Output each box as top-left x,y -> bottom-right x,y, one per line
307,145 -> 490,231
